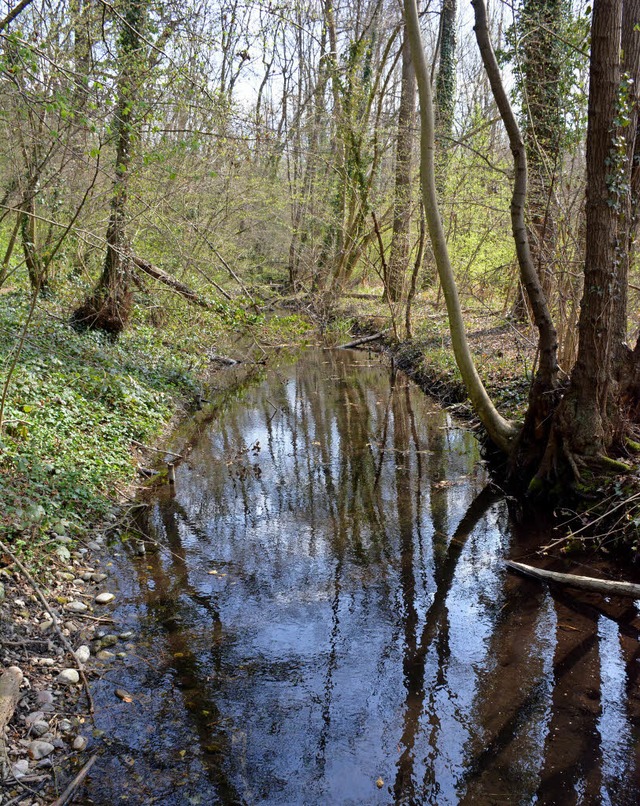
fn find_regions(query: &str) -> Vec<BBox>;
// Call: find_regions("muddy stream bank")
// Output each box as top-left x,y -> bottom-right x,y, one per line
75,349 -> 640,805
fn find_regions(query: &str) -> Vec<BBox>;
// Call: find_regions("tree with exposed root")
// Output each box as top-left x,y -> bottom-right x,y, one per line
404,0 -> 640,485
72,0 -> 147,335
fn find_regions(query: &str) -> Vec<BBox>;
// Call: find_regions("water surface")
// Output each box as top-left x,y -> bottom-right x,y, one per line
82,350 -> 640,805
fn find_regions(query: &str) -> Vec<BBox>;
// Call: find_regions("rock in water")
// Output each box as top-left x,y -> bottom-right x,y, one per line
72,735 -> 88,751
28,740 -> 54,760
66,601 -> 88,613
95,592 -> 115,605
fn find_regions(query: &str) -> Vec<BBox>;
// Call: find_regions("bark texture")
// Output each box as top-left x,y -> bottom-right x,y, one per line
72,0 -> 146,335
404,0 -> 518,453
387,31 -> 416,302
548,0 -> 640,465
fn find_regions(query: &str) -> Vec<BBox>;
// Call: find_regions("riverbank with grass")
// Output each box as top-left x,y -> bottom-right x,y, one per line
0,288 -> 312,803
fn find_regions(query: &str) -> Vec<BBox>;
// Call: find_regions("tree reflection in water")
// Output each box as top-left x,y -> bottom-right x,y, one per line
81,350 -> 640,806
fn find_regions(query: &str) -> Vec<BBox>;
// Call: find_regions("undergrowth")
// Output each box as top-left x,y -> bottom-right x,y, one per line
0,290 -> 310,569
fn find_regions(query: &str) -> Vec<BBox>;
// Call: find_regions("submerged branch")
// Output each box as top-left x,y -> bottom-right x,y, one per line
506,560 -> 640,599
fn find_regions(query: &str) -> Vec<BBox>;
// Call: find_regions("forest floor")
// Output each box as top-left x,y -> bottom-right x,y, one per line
0,283 -> 637,802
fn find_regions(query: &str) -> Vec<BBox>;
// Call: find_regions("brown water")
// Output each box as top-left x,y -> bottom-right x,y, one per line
80,350 -> 640,805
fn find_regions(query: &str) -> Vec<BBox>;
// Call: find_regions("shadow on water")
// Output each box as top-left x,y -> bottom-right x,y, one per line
79,350 -> 640,805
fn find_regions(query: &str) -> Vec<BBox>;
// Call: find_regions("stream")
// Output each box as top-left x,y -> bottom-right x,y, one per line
80,349 -> 640,805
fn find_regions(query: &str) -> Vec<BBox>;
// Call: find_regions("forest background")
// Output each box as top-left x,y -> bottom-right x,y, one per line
1,0 -> 639,565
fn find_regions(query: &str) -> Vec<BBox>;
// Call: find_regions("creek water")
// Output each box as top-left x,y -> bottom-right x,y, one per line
80,350 -> 640,805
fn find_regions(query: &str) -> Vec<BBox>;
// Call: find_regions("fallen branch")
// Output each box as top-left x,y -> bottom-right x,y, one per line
0,540 -> 94,714
50,753 -> 98,806
208,353 -> 239,365
336,332 -> 387,350
132,256 -> 211,310
506,560 -> 640,599
131,439 -> 183,460
0,666 -> 23,774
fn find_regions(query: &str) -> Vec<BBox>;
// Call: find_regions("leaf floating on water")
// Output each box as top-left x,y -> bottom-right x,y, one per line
376,777 -> 384,789
115,688 -> 133,702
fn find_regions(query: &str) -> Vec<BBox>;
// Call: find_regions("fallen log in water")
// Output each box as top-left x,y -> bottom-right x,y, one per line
506,560 -> 640,599
336,332 -> 387,350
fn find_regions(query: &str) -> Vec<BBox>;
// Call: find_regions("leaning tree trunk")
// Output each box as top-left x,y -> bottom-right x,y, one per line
511,0 -> 566,319
472,0 -> 560,474
72,0 -> 146,335
537,0 -> 640,477
387,31 -> 416,303
403,0 -> 518,453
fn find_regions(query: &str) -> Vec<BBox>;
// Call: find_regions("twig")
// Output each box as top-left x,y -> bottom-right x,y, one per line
0,540 -> 94,714
131,439 -> 183,460
49,753 -> 98,806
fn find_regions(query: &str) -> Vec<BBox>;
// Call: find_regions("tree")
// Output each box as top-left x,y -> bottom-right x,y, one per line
72,0 -> 148,334
403,0 -> 518,453
404,0 -> 640,482
510,0 -> 571,318
386,29 -> 416,303
538,0 -> 640,473
434,0 -> 457,196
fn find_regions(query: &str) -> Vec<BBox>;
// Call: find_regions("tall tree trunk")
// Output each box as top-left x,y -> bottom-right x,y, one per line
434,0 -> 457,196
20,182 -> 46,293
511,0 -> 566,319
387,31 -> 416,303
72,0 -> 146,335
539,0 -> 640,473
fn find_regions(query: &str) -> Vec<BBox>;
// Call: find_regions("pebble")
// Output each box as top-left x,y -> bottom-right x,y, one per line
66,601 -> 88,613
12,759 -> 29,779
95,592 -> 115,605
96,650 -> 115,661
28,740 -> 55,760
91,573 -> 108,583
14,598 -> 25,607
57,669 -> 80,685
36,690 -> 54,705
94,634 -> 118,650
58,719 -> 73,733
0,582 -> 4,603
25,711 -> 45,726
81,572 -> 93,581
73,735 -> 88,751
74,645 -> 91,664
39,620 -> 54,633
87,541 -> 102,552
115,688 -> 132,701
31,721 -> 50,737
